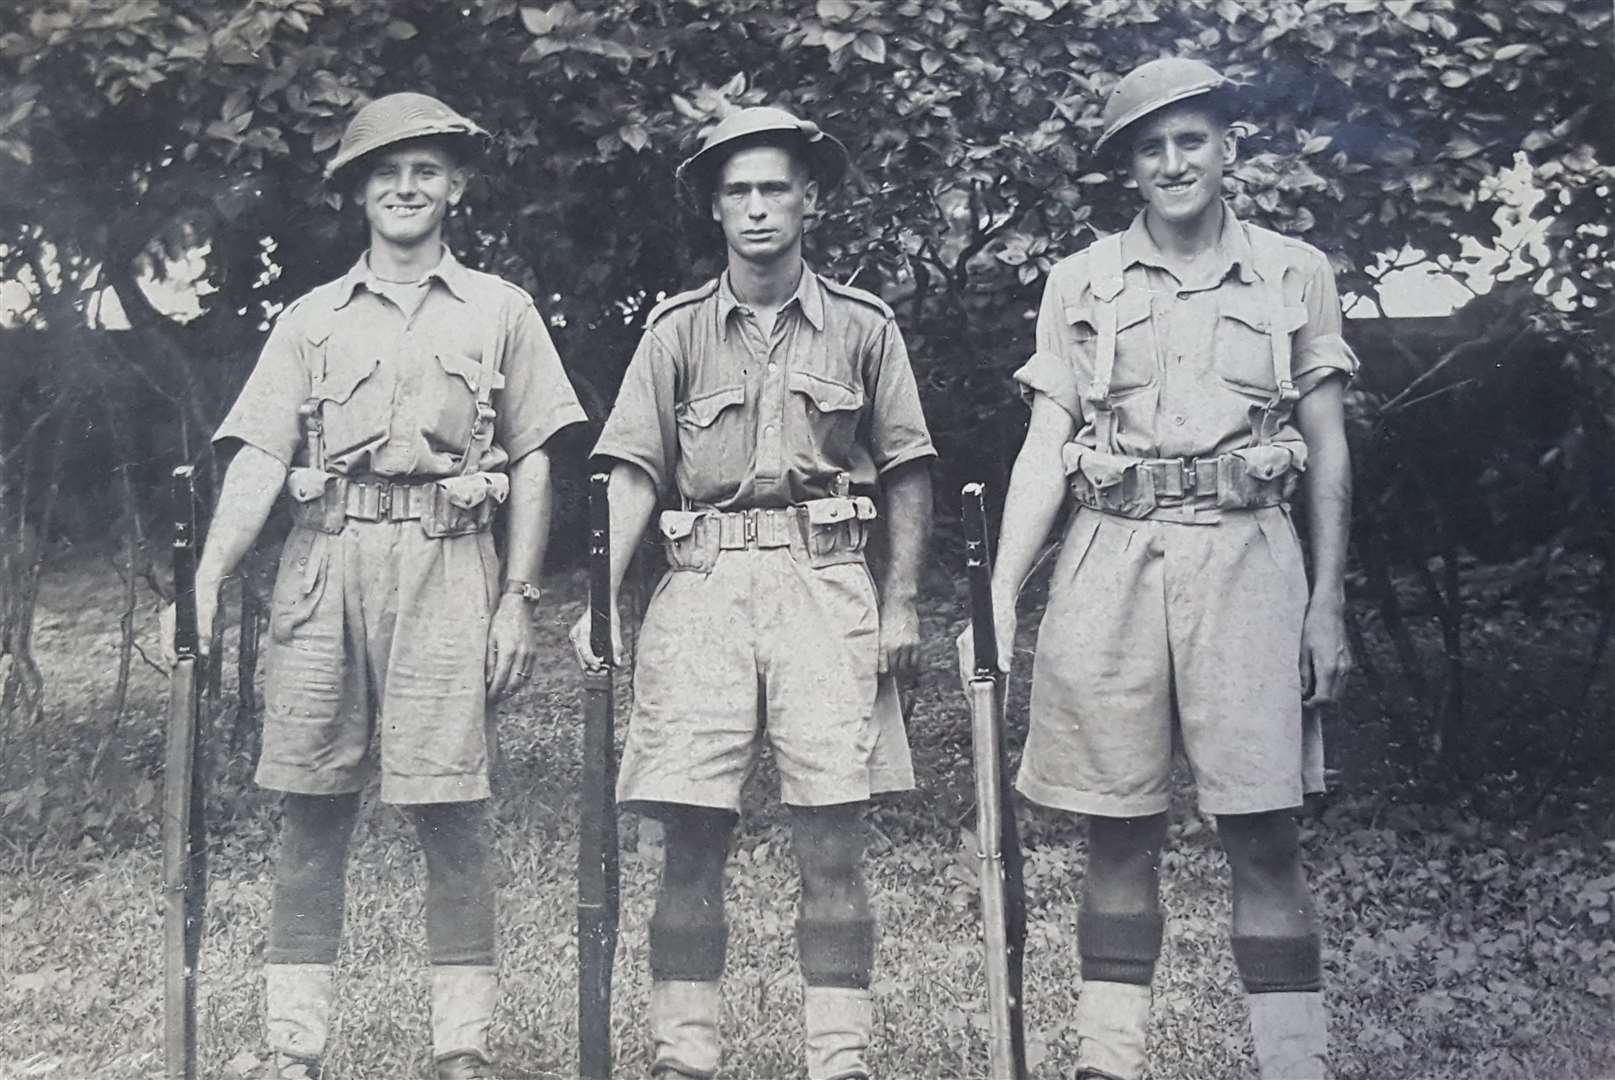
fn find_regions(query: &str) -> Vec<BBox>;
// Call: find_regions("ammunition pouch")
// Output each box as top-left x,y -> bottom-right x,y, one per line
658,497 -> 878,573
285,471 -> 505,537
1062,444 -> 1298,519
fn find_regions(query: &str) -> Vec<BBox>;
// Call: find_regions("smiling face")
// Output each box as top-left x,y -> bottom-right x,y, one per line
1125,101 -> 1235,234
709,143 -> 818,268
358,140 -> 466,252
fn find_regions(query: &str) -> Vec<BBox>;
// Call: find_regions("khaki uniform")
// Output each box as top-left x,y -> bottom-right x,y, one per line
215,248 -> 587,803
1012,205 -> 1357,816
594,268 -> 935,811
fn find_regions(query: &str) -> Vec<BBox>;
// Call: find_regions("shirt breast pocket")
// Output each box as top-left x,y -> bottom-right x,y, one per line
309,331 -> 382,457
433,350 -> 504,457
1215,297 -> 1308,397
787,369 -> 865,467
1065,290 -> 1156,399
675,383 -> 748,487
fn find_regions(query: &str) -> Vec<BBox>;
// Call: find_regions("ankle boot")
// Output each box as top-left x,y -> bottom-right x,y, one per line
431,965 -> 498,1070
803,986 -> 872,1080
1249,991 -> 1328,1079
264,963 -> 334,1069
1073,980 -> 1151,1080
648,980 -> 721,1079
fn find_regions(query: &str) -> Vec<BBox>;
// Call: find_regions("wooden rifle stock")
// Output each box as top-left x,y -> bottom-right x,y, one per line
163,465 -> 207,1079
578,470 -> 620,1080
963,483 -> 1028,1080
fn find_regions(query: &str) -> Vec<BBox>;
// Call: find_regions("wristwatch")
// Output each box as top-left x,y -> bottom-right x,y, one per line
502,579 -> 542,607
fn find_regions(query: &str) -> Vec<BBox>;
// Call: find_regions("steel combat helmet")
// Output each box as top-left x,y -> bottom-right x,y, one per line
324,92 -> 489,182
1093,58 -> 1233,158
675,106 -> 849,205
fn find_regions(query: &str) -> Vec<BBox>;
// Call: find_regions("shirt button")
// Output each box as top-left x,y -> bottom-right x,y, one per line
819,400 -> 831,410
1173,415 -> 1186,426
767,361 -> 778,373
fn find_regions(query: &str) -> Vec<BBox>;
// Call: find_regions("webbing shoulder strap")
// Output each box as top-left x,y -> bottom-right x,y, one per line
1087,233 -> 1127,452
460,299 -> 506,476
1245,226 -> 1300,446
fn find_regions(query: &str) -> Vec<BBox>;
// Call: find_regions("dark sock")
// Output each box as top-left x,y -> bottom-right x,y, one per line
266,792 -> 360,965
1232,933 -> 1323,994
413,801 -> 497,967
798,915 -> 876,989
1078,908 -> 1165,986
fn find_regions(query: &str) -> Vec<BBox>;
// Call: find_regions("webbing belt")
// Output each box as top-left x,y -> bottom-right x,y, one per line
339,477 -> 440,522
1138,457 -> 1221,502
712,507 -> 804,550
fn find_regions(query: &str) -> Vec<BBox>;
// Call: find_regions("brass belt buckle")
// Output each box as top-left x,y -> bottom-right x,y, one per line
744,511 -> 757,546
377,482 -> 393,519
1182,458 -> 1199,496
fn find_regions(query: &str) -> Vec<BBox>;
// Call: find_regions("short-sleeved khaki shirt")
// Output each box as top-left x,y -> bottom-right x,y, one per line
215,248 -> 587,478
593,267 -> 935,509
1014,204 -> 1358,462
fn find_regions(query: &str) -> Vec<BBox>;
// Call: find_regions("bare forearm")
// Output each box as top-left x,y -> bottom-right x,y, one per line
195,445 -> 286,596
1302,445 -> 1351,607
877,460 -> 932,605
502,448 -> 553,586
606,461 -> 658,603
989,399 -> 1075,610
1294,379 -> 1352,608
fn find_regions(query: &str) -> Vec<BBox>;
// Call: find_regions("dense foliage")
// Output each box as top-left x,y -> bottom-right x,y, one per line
0,0 -> 1611,782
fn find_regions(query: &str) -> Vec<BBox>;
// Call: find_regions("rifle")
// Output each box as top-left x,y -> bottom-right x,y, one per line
578,470 -> 621,1080
163,465 -> 208,1080
963,482 -> 1028,1080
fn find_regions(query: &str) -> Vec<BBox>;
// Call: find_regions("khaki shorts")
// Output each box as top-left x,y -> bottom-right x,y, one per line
257,522 -> 499,804
1016,506 -> 1324,817
617,523 -> 914,813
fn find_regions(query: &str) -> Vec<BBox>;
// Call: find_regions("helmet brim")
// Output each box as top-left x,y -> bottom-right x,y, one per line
675,125 -> 849,209
324,124 -> 490,184
1093,80 -> 1237,160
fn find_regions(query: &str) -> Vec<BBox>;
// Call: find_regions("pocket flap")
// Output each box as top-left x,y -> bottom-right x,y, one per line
436,474 -> 495,510
318,351 -> 380,405
285,468 -> 334,503
788,370 -> 864,413
678,385 -> 745,429
1231,445 -> 1295,481
437,351 -> 506,393
658,510 -> 703,540
1063,445 -> 1134,489
1064,291 -> 1151,333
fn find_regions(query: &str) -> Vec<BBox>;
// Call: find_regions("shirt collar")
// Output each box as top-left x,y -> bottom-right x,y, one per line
333,245 -> 471,309
715,262 -> 826,337
1119,202 -> 1258,286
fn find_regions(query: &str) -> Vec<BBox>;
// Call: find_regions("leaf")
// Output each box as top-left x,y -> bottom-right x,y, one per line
1439,69 -> 1471,88
1001,0 -> 1056,19
823,28 -> 856,52
1302,135 -> 1332,156
519,4 -> 567,37
920,50 -> 943,75
816,0 -> 855,21
385,19 -> 417,40
1217,0 -> 1243,23
618,123 -> 648,152
1493,42 -> 1531,61
852,31 -> 886,64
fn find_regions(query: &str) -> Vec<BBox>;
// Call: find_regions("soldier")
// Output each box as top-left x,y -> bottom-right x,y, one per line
962,59 -> 1355,1079
167,93 -> 587,1079
571,106 -> 935,1079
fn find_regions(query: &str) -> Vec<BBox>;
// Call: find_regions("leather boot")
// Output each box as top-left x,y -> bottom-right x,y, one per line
1073,980 -> 1151,1080
648,980 -> 721,1079
431,965 -> 498,1075
803,986 -> 872,1080
264,963 -> 333,1072
1249,991 -> 1328,1079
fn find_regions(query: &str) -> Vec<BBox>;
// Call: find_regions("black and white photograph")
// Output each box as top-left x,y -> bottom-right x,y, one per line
0,1 -> 1611,1077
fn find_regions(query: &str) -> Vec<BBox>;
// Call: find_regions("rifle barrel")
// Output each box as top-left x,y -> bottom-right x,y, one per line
962,483 -> 998,677
163,465 -> 202,1080
578,470 -> 619,1080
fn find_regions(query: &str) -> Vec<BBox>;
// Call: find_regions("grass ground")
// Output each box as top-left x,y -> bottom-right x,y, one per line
1,547 -> 1613,1079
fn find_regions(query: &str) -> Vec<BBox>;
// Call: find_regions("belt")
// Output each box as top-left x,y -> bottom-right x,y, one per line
340,477 -> 440,522
1137,458 -> 1221,504
711,507 -> 805,550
